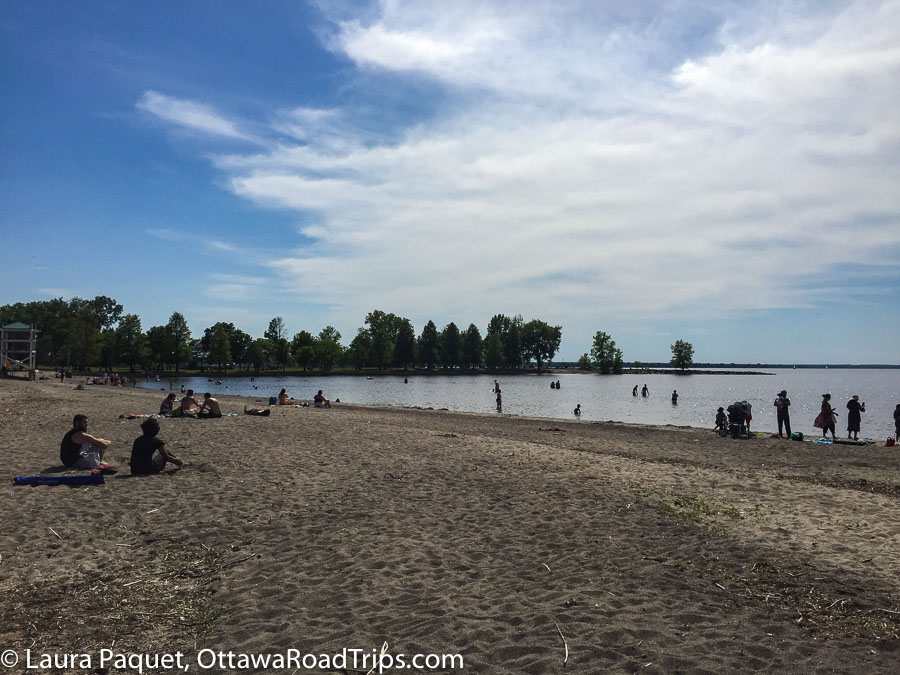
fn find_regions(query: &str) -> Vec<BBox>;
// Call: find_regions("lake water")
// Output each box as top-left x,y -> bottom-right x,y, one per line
140,369 -> 900,440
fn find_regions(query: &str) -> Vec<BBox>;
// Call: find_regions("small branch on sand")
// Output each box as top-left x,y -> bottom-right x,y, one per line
541,563 -> 551,572
383,472 -> 405,480
554,621 -> 568,666
48,527 -> 62,539
366,642 -> 389,675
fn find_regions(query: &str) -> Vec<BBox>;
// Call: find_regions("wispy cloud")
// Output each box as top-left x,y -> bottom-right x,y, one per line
137,90 -> 261,144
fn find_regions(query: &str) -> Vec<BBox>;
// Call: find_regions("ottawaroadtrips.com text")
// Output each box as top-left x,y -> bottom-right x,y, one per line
4,647 -> 465,672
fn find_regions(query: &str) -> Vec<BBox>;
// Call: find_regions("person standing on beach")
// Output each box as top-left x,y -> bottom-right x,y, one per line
60,414 -> 113,469
573,403 -> 581,416
641,384 -> 649,397
632,385 -> 638,396
774,390 -> 792,438
894,404 -> 900,441
845,395 -> 865,441
671,390 -> 678,404
815,394 -> 838,440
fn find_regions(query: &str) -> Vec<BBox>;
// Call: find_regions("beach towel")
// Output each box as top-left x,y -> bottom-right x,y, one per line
14,474 -> 105,486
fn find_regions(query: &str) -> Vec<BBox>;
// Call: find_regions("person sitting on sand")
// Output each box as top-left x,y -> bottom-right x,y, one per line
180,389 -> 200,415
314,390 -> 331,408
159,392 -> 177,416
573,403 -> 581,416
714,407 -> 727,432
60,414 -> 114,470
277,388 -> 294,405
198,392 -> 222,419
130,417 -> 184,474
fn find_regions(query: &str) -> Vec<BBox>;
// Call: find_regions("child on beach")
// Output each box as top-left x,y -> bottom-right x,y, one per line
714,407 -> 727,432
130,418 -> 184,474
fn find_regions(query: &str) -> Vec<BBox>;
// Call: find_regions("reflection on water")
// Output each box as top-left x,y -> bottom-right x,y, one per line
141,369 -> 900,439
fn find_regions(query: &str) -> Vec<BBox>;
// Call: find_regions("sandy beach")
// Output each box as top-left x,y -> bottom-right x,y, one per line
1,377 -> 898,674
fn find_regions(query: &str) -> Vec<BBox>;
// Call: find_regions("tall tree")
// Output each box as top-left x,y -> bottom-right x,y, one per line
591,330 -> 623,374
461,323 -> 483,369
166,312 -> 192,372
347,328 -> 372,370
486,313 -> 523,369
208,324 -> 232,370
291,331 -> 316,371
393,320 -> 417,370
265,317 -> 290,372
670,339 -> 694,370
115,314 -> 145,371
520,319 -> 562,373
229,328 -> 252,371
145,325 -> 173,371
315,326 -> 343,372
440,322 -> 462,369
246,339 -> 268,372
417,320 -> 440,369
483,333 -> 504,370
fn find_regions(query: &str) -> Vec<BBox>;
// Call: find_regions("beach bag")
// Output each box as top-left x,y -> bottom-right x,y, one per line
887,438 -> 896,447
790,432 -> 804,441
813,413 -> 825,429
171,406 -> 184,418
268,396 -> 278,405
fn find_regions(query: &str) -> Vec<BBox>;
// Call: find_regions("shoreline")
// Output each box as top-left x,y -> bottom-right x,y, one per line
2,377 -> 898,672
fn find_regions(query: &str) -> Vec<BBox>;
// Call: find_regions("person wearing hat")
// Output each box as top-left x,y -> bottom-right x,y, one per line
774,390 -> 791,438
846,395 -> 866,441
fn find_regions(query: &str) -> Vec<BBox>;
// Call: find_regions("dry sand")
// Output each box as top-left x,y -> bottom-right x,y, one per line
1,377 -> 898,673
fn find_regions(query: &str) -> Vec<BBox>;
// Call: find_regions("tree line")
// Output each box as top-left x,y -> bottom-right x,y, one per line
0,297 -> 693,373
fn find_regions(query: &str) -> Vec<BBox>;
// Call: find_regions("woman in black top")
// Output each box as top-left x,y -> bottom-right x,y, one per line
845,395 -> 865,441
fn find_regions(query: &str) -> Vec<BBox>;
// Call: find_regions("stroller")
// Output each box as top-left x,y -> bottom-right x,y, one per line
722,401 -> 752,439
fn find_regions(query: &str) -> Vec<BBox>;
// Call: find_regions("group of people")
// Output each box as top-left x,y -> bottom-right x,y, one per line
632,384 -> 650,397
771,390 -> 886,441
277,388 -> 332,408
60,413 -> 184,475
159,389 -> 222,418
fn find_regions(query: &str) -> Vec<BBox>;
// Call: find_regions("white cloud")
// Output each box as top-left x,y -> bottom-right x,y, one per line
137,91 -> 260,143
144,1 -> 900,352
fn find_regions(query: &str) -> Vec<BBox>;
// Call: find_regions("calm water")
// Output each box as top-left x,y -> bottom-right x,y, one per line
141,369 -> 900,439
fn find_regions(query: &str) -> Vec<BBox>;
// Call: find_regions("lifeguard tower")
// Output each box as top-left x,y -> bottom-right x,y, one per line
1,322 -> 40,381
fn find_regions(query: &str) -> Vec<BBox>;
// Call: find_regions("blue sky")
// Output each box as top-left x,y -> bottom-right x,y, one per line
2,0 -> 899,363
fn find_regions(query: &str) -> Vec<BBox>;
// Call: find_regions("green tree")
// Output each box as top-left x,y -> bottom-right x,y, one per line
230,328 -> 252,371
347,328 -> 372,370
577,353 -> 593,370
393,320 -> 417,369
520,319 -> 562,373
417,320 -> 440,369
246,339 -> 268,372
315,326 -> 343,372
115,314 -> 145,371
208,324 -> 232,370
486,313 -> 524,369
440,322 -> 461,369
145,325 -> 173,371
483,333 -> 504,370
461,323 -> 483,369
291,331 -> 316,371
670,339 -> 694,370
265,317 -> 290,372
166,312 -> 192,372
590,330 -> 623,374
